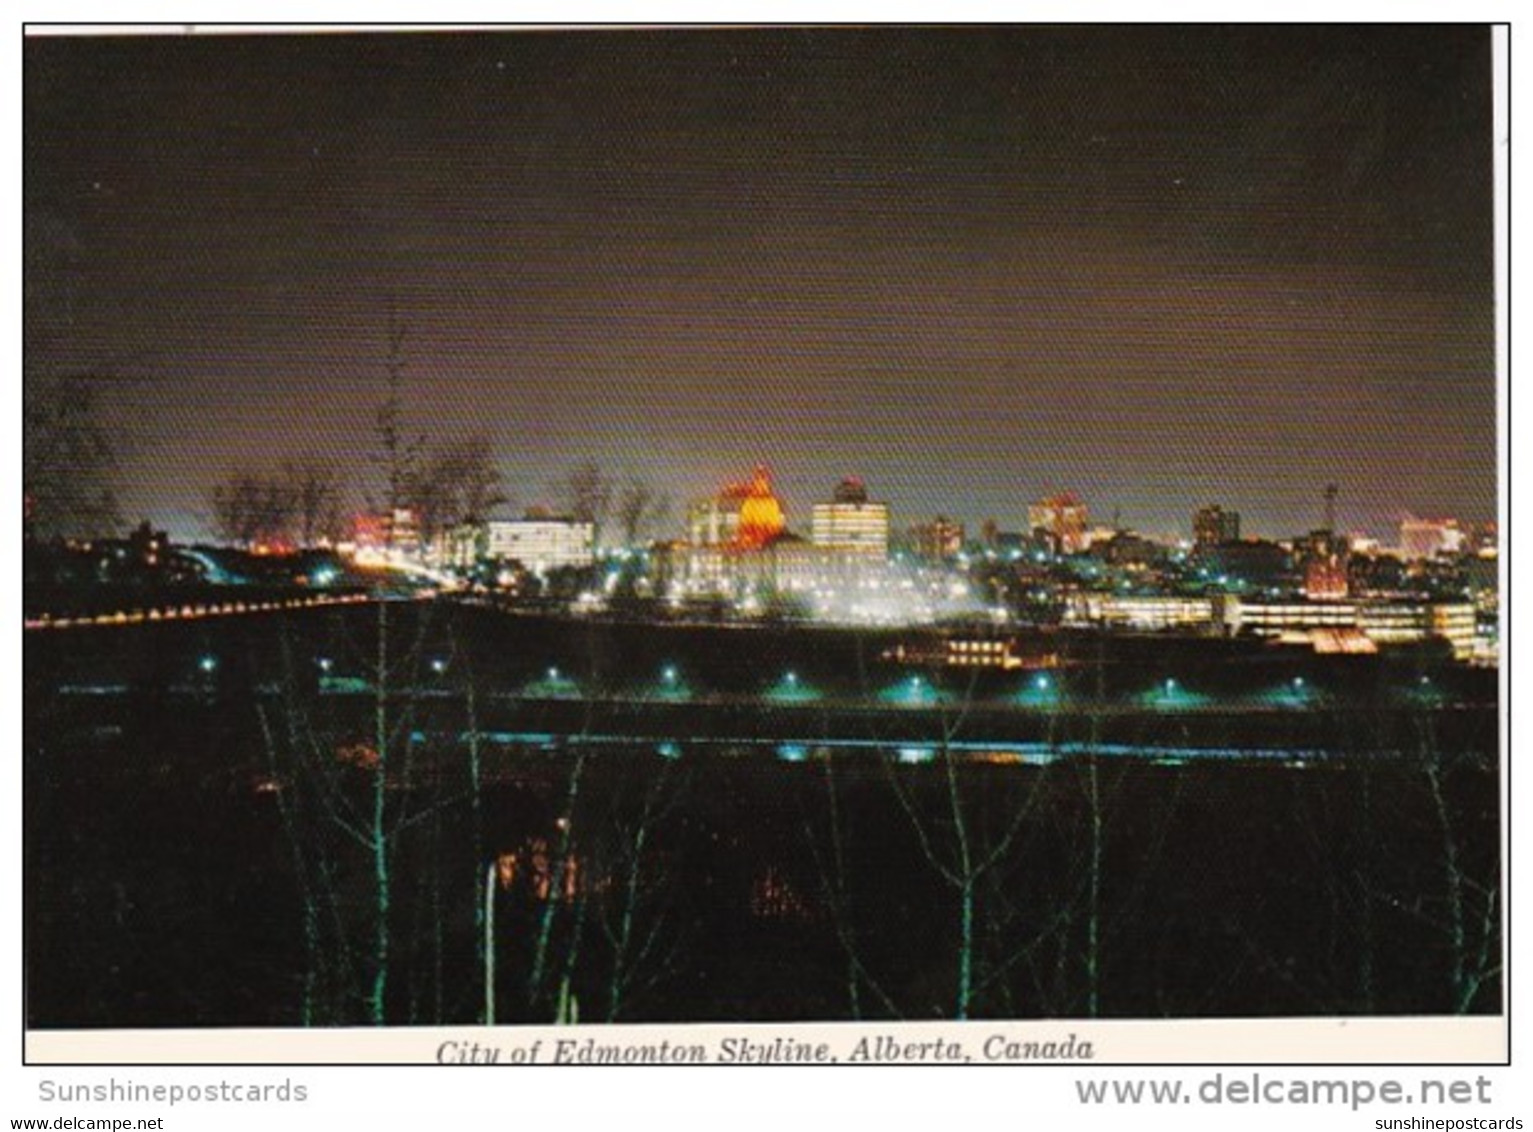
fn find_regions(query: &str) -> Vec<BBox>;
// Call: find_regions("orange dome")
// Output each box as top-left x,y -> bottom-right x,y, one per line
726,464 -> 785,548
737,494 -> 785,548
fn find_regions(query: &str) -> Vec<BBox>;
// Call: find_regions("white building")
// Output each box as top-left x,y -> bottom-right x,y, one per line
1399,518 -> 1466,561
483,518 -> 595,574
1067,595 -> 1215,631
811,501 -> 890,555
1224,597 -> 1476,659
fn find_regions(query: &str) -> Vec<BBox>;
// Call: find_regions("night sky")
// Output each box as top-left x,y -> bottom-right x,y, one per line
25,27 -> 1497,543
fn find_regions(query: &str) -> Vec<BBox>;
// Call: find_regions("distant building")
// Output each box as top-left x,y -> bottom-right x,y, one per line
1089,531 -> 1162,569
1029,493 -> 1088,555
1222,597 -> 1475,659
657,536 -> 889,602
832,476 -> 869,505
1304,554 -> 1350,601
688,465 -> 786,550
811,478 -> 890,556
1195,539 -> 1293,591
687,497 -> 741,548
442,515 -> 595,574
1357,602 -> 1476,658
388,507 -> 421,556
1068,595 -> 1216,631
1400,518 -> 1466,560
910,517 -> 964,561
1193,505 -> 1241,548
353,507 -> 420,556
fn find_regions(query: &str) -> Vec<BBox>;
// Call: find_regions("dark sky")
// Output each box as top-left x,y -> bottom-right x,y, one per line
25,26 -> 1497,542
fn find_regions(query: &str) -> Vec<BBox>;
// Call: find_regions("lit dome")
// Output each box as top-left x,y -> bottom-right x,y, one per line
731,465 -> 785,549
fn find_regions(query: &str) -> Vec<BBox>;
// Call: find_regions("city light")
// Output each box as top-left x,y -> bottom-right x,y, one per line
767,670 -> 818,703
198,655 -> 218,673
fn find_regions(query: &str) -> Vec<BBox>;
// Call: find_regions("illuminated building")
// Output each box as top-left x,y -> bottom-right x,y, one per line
351,510 -> 414,553
1028,493 -> 1088,554
1400,518 -> 1466,560
387,507 -> 421,556
734,466 -> 787,549
1068,595 -> 1215,631
911,517 -> 964,561
811,477 -> 890,555
688,465 -> 786,550
1193,505 -> 1241,548
433,522 -> 486,570
1089,531 -> 1162,569
1223,598 -> 1475,658
443,515 -> 596,574
687,498 -> 740,547
1303,554 -> 1350,600
882,637 -> 1050,670
667,467 -> 874,603
1357,602 -> 1476,659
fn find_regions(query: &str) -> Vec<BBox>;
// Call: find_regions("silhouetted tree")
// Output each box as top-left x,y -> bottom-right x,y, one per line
282,458 -> 345,547
564,461 -> 613,530
615,477 -> 668,546
412,435 -> 508,544
23,373 -> 120,538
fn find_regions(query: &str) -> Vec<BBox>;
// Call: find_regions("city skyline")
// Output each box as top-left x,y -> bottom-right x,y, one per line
26,27 -> 1498,541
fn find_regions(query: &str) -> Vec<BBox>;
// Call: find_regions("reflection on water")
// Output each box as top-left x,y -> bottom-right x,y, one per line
471,731 -> 1351,767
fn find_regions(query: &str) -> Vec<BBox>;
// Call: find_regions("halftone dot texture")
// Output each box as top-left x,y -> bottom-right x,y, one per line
25,27 -> 1495,541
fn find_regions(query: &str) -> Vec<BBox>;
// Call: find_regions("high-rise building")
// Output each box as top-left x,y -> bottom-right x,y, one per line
1028,493 -> 1088,555
812,478 -> 889,556
1400,518 -> 1466,560
1193,504 -> 1241,548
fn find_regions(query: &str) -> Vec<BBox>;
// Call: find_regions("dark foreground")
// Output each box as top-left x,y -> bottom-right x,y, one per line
25,603 -> 1501,1026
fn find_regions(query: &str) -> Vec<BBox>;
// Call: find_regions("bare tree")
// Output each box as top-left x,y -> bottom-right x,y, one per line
615,478 -> 668,546
283,458 -> 346,547
373,310 -> 424,518
209,469 -> 297,547
23,373 -> 120,538
564,460 -> 613,529
413,435 -> 508,544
